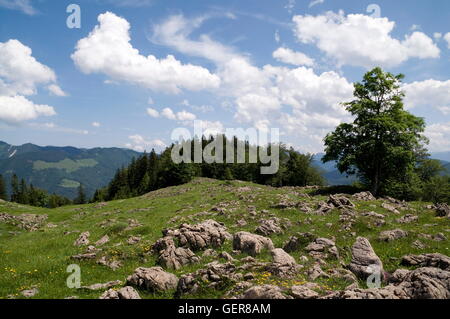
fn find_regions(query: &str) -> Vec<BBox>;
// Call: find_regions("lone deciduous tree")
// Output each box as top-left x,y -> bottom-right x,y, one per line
322,67 -> 428,196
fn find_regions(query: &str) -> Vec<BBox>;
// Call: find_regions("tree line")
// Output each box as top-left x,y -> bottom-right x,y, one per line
90,138 -> 325,202
0,173 -> 74,208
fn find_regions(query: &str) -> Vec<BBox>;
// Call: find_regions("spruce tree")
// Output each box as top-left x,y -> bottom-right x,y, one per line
10,174 -> 19,202
0,174 -> 7,200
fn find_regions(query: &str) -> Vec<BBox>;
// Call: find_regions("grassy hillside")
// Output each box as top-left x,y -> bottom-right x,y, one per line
0,178 -> 448,299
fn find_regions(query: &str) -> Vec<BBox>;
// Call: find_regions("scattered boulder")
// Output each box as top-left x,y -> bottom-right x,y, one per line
379,229 -> 408,242
308,263 -> 330,280
271,248 -> 296,265
396,215 -> 418,224
315,201 -> 334,215
353,192 -> 376,201
177,262 -> 240,296
255,218 -> 282,236
163,219 -> 231,251
71,252 -> 97,260
203,249 -> 218,258
401,253 -> 450,271
328,195 -> 355,209
233,232 -> 274,256
265,248 -> 301,278
99,286 -> 141,299
153,237 -> 199,270
348,237 -> 383,280
235,219 -> 247,227
241,285 -> 291,299
81,280 -> 122,291
127,267 -> 178,292
435,203 -> 450,218
290,285 -> 319,299
381,202 -> 400,215
127,236 -> 141,245
74,231 -> 90,246
0,213 -> 47,231
412,240 -> 426,249
218,251 -> 236,262
21,288 -> 38,298
97,256 -> 122,270
326,267 -> 450,299
297,202 -> 312,214
95,235 -> 109,246
305,238 -> 339,260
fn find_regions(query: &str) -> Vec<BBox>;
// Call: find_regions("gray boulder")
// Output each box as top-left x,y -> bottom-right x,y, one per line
348,237 -> 383,280
127,267 -> 178,292
99,286 -> 141,299
233,232 -> 274,256
379,229 -> 408,242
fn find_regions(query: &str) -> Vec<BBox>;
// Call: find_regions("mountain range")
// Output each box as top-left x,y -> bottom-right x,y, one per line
0,141 -> 139,199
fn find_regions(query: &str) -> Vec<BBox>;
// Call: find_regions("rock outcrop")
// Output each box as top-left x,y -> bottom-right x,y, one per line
127,267 -> 178,292
305,238 -> 339,260
348,237 -> 383,280
99,286 -> 141,299
401,253 -> 450,271
240,285 -> 292,299
233,232 -> 274,256
379,229 -> 408,242
163,219 -> 231,251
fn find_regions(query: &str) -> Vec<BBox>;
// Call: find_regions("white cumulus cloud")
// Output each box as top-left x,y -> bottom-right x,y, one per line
403,79 -> 450,115
0,39 -> 57,96
293,11 -> 440,68
126,134 -> 166,152
0,95 -> 55,124
273,47 -> 315,66
71,12 -> 220,94
146,108 -> 159,118
445,32 -> 450,49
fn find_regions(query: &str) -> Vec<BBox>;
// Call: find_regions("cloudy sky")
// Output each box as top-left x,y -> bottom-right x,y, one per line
1,0 -> 450,154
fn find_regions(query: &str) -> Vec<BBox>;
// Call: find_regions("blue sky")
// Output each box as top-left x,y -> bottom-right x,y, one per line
1,0 -> 450,154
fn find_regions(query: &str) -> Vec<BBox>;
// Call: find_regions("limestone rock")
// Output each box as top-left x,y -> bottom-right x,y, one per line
305,238 -> 339,260
177,262 -> 239,296
127,236 -> 141,245
74,231 -> 90,246
233,231 -> 274,256
348,237 -> 383,280
163,219 -> 231,251
381,202 -> 400,214
308,263 -> 329,280
401,253 -> 450,271
95,235 -> 109,246
379,229 -> 408,242
99,286 -> 141,299
328,195 -> 355,209
241,285 -> 291,299
352,192 -> 376,201
290,285 -> 319,299
255,218 -> 282,236
21,288 -> 38,298
127,267 -> 178,292
82,280 -> 122,291
396,215 -> 418,224
435,203 -> 450,218
327,267 -> 450,299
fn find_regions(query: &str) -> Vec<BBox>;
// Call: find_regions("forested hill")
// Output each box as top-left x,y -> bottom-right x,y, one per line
0,141 -> 139,199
